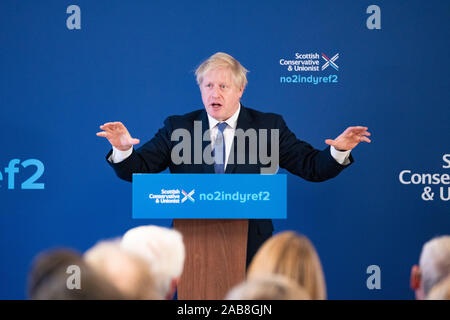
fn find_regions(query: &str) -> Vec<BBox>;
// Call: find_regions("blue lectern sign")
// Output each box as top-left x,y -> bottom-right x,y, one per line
132,174 -> 287,219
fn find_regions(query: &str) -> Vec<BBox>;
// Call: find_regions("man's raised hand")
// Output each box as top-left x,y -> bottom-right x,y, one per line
96,122 -> 140,151
325,126 -> 371,151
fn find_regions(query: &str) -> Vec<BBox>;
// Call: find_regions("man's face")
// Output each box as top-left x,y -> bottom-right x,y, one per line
200,67 -> 244,121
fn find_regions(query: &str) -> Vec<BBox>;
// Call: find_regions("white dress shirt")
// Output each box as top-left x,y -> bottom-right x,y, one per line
206,104 -> 241,170
109,104 -> 351,167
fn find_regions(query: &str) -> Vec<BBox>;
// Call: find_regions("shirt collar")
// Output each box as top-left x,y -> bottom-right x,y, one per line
207,103 -> 241,130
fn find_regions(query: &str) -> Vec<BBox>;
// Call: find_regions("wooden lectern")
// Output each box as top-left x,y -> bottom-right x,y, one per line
173,219 -> 248,300
133,173 -> 286,299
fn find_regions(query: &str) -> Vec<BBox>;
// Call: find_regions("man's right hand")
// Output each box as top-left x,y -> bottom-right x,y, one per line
96,122 -> 140,151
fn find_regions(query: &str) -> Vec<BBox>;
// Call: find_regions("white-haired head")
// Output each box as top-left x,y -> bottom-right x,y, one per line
419,235 -> 450,296
120,225 -> 185,299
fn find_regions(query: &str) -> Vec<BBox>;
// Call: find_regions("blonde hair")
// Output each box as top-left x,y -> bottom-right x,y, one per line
84,240 -> 161,299
247,231 -> 327,300
195,52 -> 248,89
419,235 -> 450,296
226,274 -> 310,300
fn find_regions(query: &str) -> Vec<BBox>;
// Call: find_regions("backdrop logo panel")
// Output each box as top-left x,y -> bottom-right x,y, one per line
0,159 -> 45,190
321,53 -> 339,71
398,154 -> 450,201
181,189 -> 195,203
132,174 -> 287,219
279,52 -> 340,85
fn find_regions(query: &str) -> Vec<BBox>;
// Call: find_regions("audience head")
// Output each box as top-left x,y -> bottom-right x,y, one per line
410,235 -> 450,299
247,231 -> 326,300
120,225 -> 185,299
225,274 -> 310,300
28,248 -> 123,300
84,240 -> 161,299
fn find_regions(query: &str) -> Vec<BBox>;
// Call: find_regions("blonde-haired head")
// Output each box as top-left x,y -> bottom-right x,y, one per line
247,231 -> 327,300
195,52 -> 249,89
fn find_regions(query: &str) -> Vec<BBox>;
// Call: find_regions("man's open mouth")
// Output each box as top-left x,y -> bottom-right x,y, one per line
210,103 -> 222,108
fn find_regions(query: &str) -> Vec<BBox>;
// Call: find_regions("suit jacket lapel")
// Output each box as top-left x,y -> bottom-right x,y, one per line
199,110 -> 216,173
225,105 -> 253,174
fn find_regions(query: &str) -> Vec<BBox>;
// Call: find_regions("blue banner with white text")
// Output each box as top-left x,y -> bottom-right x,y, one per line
133,174 -> 287,219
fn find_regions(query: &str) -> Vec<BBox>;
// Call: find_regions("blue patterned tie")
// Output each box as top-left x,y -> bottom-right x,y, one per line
214,122 -> 227,174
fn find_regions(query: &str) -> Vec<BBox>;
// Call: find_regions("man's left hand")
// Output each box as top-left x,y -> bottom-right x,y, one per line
325,126 -> 371,151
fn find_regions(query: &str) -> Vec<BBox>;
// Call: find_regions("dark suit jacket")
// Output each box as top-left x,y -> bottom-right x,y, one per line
106,105 -> 353,265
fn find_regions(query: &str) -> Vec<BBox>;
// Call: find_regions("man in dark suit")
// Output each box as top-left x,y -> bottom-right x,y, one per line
97,52 -> 371,265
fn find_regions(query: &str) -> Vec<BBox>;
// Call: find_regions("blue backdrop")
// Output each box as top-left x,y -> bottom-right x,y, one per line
1,0 -> 449,299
